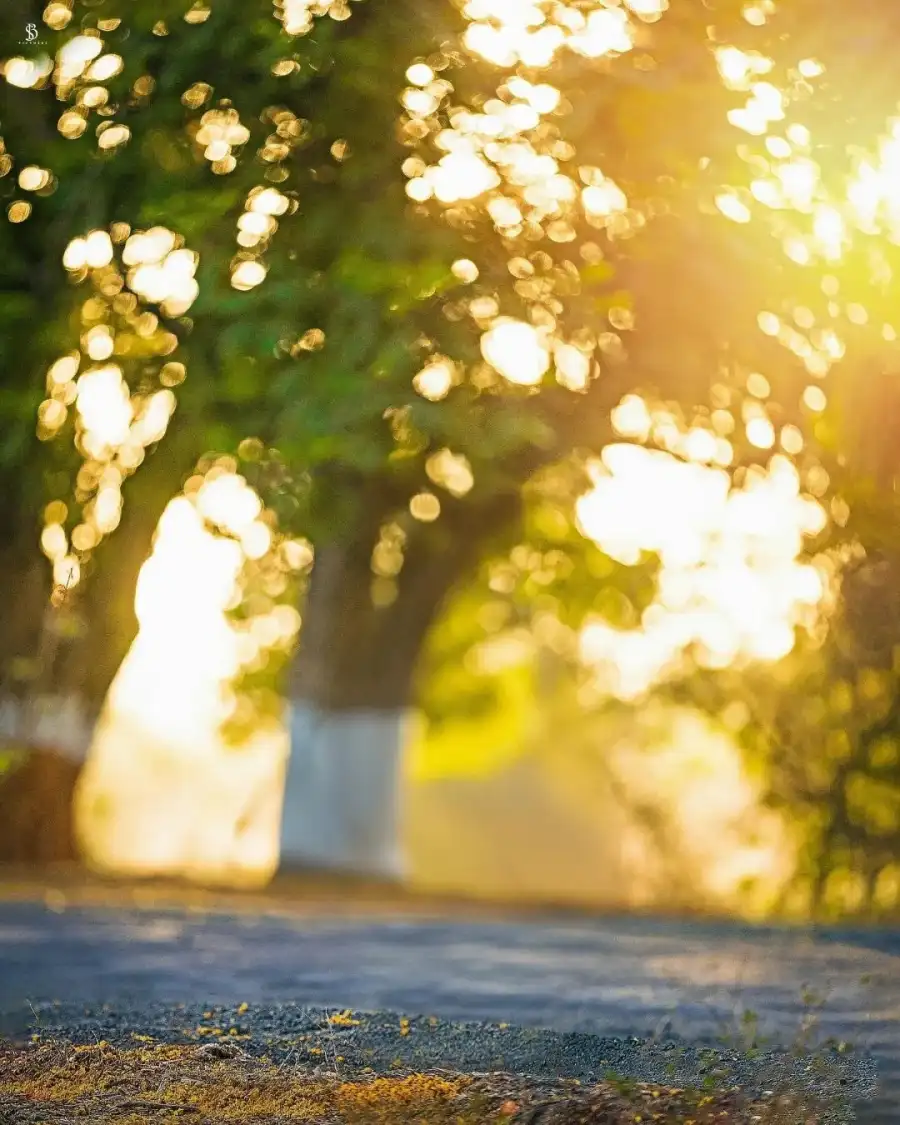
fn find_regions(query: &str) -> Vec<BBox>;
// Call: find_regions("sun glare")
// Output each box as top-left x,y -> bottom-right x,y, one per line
76,468 -> 310,883
576,445 -> 827,699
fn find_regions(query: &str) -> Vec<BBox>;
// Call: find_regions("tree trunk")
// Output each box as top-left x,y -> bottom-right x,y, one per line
279,487 -> 521,878
0,430 -> 195,865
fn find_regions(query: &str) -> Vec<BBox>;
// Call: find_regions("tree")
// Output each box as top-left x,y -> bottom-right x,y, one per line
652,524 -> 900,920
4,0 -> 900,877
0,1 -> 203,758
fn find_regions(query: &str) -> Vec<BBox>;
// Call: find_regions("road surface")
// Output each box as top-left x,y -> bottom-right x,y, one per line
0,900 -> 897,1120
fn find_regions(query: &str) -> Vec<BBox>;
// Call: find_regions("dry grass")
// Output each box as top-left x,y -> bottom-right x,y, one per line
0,1038 -> 824,1124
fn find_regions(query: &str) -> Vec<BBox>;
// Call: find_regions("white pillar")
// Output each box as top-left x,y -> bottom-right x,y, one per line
279,701 -> 411,878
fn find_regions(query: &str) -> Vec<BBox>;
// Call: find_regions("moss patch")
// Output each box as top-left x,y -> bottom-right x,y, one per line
0,1039 -> 828,1123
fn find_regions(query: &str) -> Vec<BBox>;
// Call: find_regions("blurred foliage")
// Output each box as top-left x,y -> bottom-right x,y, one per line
658,540 -> 900,919
2,0 -> 900,911
12,0 -> 898,542
0,748 -> 27,781
417,459 -> 660,729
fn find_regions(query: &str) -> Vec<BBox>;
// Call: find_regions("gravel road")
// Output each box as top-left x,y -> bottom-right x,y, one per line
0,901 -> 897,1122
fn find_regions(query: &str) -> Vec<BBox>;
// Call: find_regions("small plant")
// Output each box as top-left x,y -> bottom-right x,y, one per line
792,985 -> 829,1057
598,978 -> 866,1124
602,1069 -> 637,1099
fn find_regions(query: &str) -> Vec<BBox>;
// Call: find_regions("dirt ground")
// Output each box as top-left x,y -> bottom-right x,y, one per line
0,1037 -> 823,1124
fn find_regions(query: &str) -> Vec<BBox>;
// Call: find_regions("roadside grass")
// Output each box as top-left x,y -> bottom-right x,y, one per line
0,1036 -> 824,1124
0,987 -> 870,1125
637,977 -> 873,1123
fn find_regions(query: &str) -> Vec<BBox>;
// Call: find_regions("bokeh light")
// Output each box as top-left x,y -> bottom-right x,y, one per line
576,444 -> 827,699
